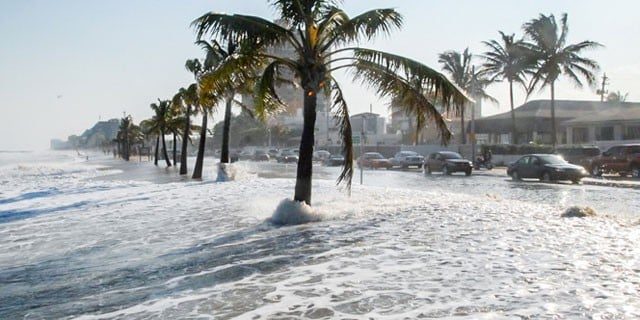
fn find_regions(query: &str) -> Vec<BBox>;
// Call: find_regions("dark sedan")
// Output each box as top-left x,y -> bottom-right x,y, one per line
507,154 -> 588,184
324,155 -> 345,166
424,151 -> 472,176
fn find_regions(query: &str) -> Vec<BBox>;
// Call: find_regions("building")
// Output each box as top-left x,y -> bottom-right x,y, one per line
350,112 -> 399,145
473,100 -> 640,146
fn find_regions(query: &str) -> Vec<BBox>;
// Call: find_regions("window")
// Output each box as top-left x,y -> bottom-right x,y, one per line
595,126 -> 614,141
624,126 -> 640,140
572,127 -> 589,143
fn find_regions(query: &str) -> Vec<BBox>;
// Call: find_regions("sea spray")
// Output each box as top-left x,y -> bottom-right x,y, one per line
269,199 -> 323,225
216,163 -> 236,182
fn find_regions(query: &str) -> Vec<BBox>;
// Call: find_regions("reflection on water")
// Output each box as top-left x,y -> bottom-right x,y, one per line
0,159 -> 639,319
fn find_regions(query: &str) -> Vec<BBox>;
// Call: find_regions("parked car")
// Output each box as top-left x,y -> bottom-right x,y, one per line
253,150 -> 270,161
588,144 -> 640,177
390,151 -> 424,169
267,149 -> 279,158
555,146 -> 600,169
238,150 -> 253,161
277,149 -> 299,163
507,154 -> 588,183
324,155 -> 345,166
424,151 -> 472,175
357,152 -> 392,169
313,150 -> 331,162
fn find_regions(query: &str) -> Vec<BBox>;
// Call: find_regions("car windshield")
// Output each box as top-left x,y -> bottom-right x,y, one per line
366,153 -> 384,159
441,152 -> 462,159
539,155 -> 567,165
400,151 -> 417,156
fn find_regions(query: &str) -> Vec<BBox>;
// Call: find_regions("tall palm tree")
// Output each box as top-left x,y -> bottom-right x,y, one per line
118,116 -> 133,161
438,49 -> 496,144
193,0 -> 468,206
172,83 -> 199,175
523,13 -> 601,147
196,39 -> 257,172
481,31 -> 533,144
148,99 -> 172,167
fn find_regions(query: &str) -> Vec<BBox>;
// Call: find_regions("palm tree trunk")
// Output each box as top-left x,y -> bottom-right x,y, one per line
509,80 -> 518,144
550,81 -> 557,148
161,128 -> 171,167
460,105 -> 466,145
154,135 -> 159,166
220,95 -> 233,164
294,90 -> 317,205
172,132 -> 177,165
192,110 -> 208,179
180,106 -> 191,175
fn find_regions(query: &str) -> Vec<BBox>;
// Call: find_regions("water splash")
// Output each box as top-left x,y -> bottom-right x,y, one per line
269,199 -> 323,225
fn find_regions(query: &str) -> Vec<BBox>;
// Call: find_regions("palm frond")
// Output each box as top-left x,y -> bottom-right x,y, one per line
329,80 -> 353,191
192,12 -> 298,51
352,58 -> 456,144
352,48 -> 470,108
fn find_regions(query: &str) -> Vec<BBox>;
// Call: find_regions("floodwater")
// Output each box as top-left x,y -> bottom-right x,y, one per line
1,151 -> 639,319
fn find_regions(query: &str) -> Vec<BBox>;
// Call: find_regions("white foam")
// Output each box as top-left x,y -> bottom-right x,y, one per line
215,163 -> 235,182
269,198 -> 323,225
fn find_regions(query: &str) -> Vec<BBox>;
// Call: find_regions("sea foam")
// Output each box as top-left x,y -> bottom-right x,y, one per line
269,199 -> 323,225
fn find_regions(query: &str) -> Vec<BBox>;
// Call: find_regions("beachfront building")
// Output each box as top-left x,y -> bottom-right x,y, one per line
472,100 -> 640,146
350,112 -> 399,145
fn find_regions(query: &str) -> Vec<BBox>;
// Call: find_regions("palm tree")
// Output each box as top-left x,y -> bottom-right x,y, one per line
523,13 -> 602,147
195,39 -> 257,172
438,49 -> 496,144
172,83 -> 199,175
193,0 -> 468,205
607,91 -> 628,102
148,99 -> 172,167
481,32 -> 533,144
118,116 -> 133,161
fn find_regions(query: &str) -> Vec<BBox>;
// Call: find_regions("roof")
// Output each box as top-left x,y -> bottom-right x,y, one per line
473,100 -> 640,133
563,104 -> 640,125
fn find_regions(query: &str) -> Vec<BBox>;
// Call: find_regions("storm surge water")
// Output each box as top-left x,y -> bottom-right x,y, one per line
1,152 -> 639,319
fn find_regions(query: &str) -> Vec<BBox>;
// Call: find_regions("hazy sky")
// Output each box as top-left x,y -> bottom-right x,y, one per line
1,0 -> 638,150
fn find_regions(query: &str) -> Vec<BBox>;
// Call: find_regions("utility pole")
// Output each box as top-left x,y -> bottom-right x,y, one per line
360,113 -> 366,185
597,73 -> 609,102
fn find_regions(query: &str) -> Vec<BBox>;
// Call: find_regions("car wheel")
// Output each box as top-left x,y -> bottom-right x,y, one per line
425,166 -> 432,175
442,166 -> 450,175
541,172 -> 552,182
465,169 -> 472,176
511,170 -> 521,181
590,165 -> 603,177
417,164 -> 422,169
619,172 -> 628,177
632,166 -> 640,178
572,178 -> 582,184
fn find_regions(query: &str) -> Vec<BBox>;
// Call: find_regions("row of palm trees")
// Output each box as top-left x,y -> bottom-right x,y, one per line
438,13 -> 601,147
117,1 -> 600,208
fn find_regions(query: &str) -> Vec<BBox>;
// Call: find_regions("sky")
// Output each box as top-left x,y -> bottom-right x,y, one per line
1,0 -> 638,150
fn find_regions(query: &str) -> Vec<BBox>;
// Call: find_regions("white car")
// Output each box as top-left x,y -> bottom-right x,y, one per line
390,151 -> 424,169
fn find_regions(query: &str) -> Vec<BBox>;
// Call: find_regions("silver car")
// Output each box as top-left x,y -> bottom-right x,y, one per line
390,151 -> 424,169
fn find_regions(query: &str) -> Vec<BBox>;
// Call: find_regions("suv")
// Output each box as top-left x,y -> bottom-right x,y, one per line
555,146 -> 600,169
588,144 -> 640,177
390,151 -> 424,169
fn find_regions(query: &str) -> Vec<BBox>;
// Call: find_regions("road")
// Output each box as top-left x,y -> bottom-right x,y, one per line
242,161 -> 640,222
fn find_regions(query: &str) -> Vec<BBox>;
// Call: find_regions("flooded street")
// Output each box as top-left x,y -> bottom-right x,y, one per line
1,156 -> 639,319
